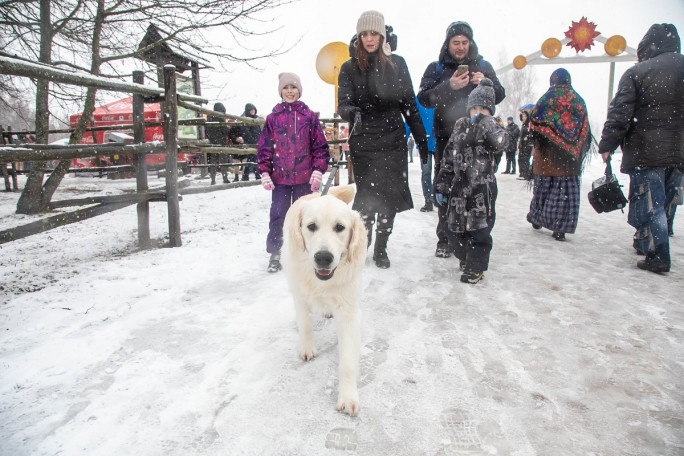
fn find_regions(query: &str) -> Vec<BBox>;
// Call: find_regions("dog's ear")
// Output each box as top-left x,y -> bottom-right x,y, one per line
283,198 -> 307,253
346,212 -> 368,265
329,185 -> 355,204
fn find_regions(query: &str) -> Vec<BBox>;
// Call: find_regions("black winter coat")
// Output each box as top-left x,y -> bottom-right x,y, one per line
417,40 -> 505,139
229,103 -> 262,145
505,122 -> 520,153
518,120 -> 533,155
337,52 -> 428,214
598,23 -> 684,173
206,115 -> 229,145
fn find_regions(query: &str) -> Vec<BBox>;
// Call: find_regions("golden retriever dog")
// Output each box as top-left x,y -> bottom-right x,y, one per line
281,185 -> 368,416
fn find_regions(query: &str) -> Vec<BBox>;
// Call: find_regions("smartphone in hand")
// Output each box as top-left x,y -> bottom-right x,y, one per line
456,64 -> 469,76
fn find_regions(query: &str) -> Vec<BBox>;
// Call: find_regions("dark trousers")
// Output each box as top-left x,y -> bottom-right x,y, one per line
504,151 -> 516,173
434,136 -> 451,247
518,149 -> 532,178
242,154 -> 260,181
444,185 -> 498,273
267,183 -> 311,253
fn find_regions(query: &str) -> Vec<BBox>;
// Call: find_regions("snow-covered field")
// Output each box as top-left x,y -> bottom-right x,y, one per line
1,156 -> 682,455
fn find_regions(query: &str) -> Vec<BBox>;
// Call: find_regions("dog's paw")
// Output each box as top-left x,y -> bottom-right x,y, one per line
298,345 -> 317,361
336,392 -> 360,416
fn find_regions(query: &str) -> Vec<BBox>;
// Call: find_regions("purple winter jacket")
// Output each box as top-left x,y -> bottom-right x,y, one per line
257,100 -> 329,186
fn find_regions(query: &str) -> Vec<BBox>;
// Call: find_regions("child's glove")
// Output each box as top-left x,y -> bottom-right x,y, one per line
435,193 -> 447,206
261,173 -> 275,191
309,170 -> 323,192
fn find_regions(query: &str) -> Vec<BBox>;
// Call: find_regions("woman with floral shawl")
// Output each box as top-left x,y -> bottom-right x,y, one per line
526,68 -> 592,241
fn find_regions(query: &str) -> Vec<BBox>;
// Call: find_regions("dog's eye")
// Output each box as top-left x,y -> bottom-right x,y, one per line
307,223 -> 318,232
334,223 -> 345,233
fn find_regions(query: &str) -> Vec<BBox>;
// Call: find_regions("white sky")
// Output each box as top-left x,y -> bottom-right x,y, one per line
201,0 -> 684,126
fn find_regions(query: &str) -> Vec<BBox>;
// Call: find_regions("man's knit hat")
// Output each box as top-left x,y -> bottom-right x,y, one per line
446,21 -> 474,41
356,10 -> 386,40
467,78 -> 496,115
213,102 -> 226,113
278,72 -> 302,98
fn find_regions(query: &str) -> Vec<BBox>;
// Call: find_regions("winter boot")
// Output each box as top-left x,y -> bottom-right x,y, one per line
373,234 -> 390,268
435,243 -> 452,258
363,218 -> 374,248
460,270 -> 484,284
420,201 -> 434,212
552,232 -> 566,241
267,251 -> 282,273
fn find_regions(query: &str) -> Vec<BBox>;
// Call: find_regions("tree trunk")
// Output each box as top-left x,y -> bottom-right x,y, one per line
16,0 -> 52,215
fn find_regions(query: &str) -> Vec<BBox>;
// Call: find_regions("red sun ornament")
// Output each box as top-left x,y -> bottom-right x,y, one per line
564,17 -> 600,53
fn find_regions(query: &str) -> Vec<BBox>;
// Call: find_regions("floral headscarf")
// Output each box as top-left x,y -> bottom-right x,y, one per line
529,68 -> 591,160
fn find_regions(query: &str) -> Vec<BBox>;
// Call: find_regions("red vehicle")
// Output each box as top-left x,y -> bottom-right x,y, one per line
69,96 -> 188,168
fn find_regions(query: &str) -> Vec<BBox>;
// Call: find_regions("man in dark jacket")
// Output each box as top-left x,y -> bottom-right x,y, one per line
598,23 -> 684,274
229,103 -> 262,181
206,102 -> 231,185
503,116 -> 520,174
417,21 -> 505,258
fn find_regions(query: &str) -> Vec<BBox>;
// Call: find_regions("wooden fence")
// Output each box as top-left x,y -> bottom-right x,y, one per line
0,55 -> 350,248
0,56 -> 198,247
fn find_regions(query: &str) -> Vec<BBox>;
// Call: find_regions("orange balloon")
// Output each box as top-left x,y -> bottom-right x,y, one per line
605,35 -> 627,56
316,42 -> 349,85
513,55 -> 527,70
541,38 -> 562,58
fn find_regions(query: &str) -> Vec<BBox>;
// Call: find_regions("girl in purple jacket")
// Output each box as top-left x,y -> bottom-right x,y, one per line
257,72 -> 330,272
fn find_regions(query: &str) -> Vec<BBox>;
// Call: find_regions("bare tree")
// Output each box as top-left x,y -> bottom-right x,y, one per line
495,50 -> 539,122
1,0 -> 295,214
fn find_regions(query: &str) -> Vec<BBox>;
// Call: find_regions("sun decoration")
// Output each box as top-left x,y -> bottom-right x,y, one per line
564,17 -> 600,53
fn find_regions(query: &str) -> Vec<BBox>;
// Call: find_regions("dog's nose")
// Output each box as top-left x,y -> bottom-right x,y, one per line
314,250 -> 334,268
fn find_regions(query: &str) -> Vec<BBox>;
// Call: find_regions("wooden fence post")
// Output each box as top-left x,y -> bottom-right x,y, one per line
163,65 -> 182,247
133,70 -> 151,248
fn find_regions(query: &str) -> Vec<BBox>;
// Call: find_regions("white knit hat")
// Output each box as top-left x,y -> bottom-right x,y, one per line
356,10 -> 386,40
278,72 -> 302,98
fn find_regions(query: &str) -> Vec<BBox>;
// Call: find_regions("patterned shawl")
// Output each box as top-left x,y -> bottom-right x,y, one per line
529,68 -> 591,160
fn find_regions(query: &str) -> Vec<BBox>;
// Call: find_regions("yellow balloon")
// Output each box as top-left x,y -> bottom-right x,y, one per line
316,42 -> 349,85
605,35 -> 627,56
541,38 -> 562,58
513,55 -> 527,70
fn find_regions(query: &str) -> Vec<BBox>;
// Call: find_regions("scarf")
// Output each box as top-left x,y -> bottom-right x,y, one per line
529,68 -> 590,160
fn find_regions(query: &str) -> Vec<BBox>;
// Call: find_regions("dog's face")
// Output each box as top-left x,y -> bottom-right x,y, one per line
298,196 -> 359,281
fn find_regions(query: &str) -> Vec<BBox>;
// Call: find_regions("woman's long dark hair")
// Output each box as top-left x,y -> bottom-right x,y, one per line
354,36 -> 395,72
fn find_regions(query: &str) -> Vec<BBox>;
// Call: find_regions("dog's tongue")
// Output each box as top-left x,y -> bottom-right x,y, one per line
316,268 -> 333,277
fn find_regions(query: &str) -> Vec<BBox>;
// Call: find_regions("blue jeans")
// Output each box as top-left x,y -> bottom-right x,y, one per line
421,154 -> 433,205
628,167 -> 683,267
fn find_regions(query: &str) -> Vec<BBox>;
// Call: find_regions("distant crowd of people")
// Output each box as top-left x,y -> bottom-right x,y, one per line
208,13 -> 682,279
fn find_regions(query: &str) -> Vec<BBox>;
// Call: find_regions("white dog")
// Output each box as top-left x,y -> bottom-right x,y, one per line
281,185 -> 368,416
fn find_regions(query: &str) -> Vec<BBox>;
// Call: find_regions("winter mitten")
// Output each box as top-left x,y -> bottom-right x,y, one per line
309,170 -> 323,192
261,173 -> 275,191
435,193 -> 446,206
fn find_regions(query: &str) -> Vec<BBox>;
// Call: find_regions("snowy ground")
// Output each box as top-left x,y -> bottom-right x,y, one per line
1,156 -> 682,455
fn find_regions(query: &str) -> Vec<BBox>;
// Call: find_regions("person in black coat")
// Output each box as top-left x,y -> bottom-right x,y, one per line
598,23 -> 684,274
206,102 -> 231,185
338,10 -> 429,269
229,103 -> 262,181
517,109 -> 534,180
502,116 -> 520,174
417,21 -> 505,258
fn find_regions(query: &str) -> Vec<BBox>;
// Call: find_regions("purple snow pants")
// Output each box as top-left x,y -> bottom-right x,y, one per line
267,183 -> 311,254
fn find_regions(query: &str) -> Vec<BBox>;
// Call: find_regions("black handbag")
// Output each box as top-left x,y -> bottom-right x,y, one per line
588,158 -> 628,213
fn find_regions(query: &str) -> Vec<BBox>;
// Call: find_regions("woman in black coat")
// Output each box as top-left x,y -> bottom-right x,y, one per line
337,10 -> 428,269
